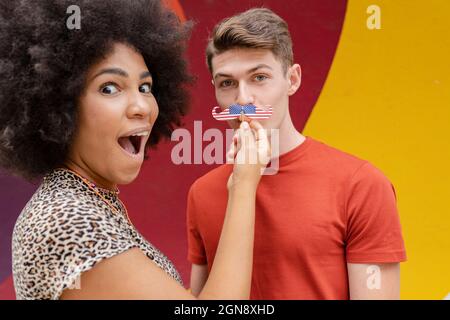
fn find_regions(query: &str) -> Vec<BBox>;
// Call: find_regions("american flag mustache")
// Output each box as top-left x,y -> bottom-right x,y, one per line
212,104 -> 273,121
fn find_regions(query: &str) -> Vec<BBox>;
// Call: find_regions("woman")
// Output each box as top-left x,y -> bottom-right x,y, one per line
0,0 -> 269,299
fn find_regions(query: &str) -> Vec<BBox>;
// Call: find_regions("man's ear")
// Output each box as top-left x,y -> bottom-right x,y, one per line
211,79 -> 215,86
287,64 -> 302,96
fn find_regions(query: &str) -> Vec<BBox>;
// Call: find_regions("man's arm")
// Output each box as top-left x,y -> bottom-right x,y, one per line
190,264 -> 208,296
347,263 -> 400,299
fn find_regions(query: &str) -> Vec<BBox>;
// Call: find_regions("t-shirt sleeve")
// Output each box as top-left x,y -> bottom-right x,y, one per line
345,162 -> 407,263
186,181 -> 207,265
26,198 -> 138,299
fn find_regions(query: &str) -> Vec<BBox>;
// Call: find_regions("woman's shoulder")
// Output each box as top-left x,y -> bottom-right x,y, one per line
13,174 -> 106,238
12,170 -> 134,253
11,172 -> 136,300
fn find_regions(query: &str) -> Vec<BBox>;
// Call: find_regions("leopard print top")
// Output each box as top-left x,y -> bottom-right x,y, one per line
12,168 -> 183,300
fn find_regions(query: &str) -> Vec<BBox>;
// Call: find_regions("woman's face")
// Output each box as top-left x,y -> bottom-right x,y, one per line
66,43 -> 158,188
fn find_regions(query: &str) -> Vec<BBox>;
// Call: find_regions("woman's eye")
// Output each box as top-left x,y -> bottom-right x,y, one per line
255,75 -> 268,82
100,83 -> 119,95
139,83 -> 152,94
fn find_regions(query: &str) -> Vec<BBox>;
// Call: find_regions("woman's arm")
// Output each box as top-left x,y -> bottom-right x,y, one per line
190,264 -> 208,296
197,179 -> 257,299
61,120 -> 269,300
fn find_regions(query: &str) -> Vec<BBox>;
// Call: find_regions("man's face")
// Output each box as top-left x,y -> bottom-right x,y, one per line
211,48 -> 300,130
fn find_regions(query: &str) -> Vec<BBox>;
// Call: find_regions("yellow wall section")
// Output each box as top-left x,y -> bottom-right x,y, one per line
303,0 -> 450,299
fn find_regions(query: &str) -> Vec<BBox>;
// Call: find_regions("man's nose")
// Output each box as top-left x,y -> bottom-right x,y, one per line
236,83 -> 255,106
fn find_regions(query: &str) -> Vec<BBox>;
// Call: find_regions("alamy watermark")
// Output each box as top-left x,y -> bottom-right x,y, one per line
367,5 -> 381,30
171,121 -> 280,175
366,265 -> 381,290
66,5 -> 81,30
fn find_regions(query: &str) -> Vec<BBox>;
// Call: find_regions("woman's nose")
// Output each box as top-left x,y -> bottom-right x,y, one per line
126,92 -> 154,120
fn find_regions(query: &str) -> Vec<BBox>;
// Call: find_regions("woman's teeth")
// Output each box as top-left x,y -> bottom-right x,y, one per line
132,131 -> 150,137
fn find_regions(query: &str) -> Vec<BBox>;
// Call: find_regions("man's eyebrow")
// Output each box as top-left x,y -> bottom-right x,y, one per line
213,64 -> 273,80
247,64 -> 273,74
214,72 -> 232,80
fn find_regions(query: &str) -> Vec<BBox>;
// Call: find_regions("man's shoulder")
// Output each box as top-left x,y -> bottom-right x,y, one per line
309,137 -> 365,165
306,137 -> 370,173
307,137 -> 389,183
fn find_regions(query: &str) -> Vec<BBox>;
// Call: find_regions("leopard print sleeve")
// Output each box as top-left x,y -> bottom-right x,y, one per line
12,169 -> 182,300
12,192 -> 138,300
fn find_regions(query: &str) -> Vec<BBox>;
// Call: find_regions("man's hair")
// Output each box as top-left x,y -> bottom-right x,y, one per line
206,8 -> 293,73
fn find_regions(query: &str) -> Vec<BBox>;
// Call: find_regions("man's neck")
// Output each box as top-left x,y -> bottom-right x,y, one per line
274,115 -> 306,156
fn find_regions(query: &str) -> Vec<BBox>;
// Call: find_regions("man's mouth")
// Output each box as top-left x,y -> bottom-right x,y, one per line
117,129 -> 150,156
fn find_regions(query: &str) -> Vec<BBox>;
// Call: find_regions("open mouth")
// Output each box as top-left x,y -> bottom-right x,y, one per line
117,130 -> 149,156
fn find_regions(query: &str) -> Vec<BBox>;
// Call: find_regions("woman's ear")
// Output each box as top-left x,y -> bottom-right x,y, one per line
287,64 -> 302,96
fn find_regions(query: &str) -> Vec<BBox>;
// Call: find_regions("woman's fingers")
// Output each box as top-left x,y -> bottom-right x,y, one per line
248,120 -> 271,166
228,120 -> 271,166
235,121 -> 255,164
227,124 -> 245,163
227,120 -> 271,189
226,131 -> 239,163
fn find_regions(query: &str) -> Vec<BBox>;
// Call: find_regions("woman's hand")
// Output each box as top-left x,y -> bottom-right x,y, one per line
226,119 -> 271,190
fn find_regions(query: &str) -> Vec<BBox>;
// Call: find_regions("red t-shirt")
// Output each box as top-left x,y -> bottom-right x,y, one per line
187,136 -> 407,299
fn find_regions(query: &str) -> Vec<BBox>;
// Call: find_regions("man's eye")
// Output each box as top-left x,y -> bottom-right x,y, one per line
220,80 -> 234,87
255,75 -> 268,82
139,83 -> 153,94
100,83 -> 119,95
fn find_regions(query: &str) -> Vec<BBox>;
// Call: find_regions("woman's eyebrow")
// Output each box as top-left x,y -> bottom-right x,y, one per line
140,71 -> 152,79
91,67 -> 128,81
90,68 -> 152,82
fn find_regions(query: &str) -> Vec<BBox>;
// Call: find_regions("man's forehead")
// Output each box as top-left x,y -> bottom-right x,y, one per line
212,49 -> 280,76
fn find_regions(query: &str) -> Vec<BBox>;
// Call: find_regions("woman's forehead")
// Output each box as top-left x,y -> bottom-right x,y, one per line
86,43 -> 150,81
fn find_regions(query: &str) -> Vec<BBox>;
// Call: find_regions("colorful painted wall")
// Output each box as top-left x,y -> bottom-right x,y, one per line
0,0 -> 448,299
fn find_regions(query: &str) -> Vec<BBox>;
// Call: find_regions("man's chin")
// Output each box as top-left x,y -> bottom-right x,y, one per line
227,119 -> 240,129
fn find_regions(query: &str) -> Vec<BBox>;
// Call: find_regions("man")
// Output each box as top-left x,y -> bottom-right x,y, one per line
187,8 -> 407,299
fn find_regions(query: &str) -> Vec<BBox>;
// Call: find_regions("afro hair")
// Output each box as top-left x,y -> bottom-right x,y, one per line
0,0 -> 193,180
